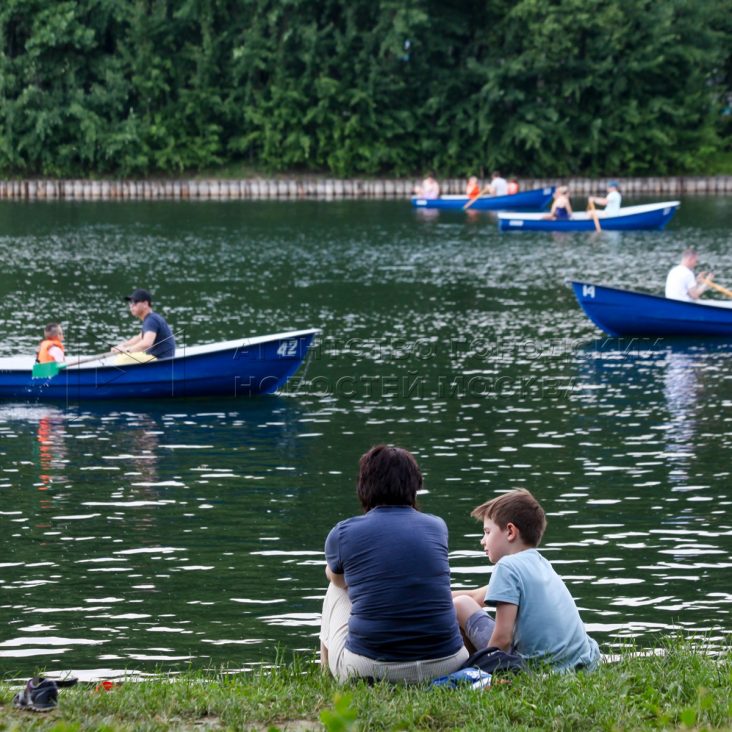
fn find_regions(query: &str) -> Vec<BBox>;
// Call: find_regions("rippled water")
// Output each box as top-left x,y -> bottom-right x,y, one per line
0,197 -> 730,677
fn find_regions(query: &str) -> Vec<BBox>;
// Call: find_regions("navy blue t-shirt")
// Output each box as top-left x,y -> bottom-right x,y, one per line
325,506 -> 463,661
141,312 -> 176,360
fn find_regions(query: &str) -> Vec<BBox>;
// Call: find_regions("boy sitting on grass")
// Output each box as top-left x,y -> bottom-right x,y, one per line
453,488 -> 600,671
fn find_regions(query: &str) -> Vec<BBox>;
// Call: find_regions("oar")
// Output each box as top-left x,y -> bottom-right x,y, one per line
32,351 -> 113,379
463,186 -> 492,210
588,198 -> 602,232
703,277 -> 732,299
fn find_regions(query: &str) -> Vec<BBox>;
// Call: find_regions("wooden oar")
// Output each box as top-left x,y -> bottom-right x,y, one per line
463,186 -> 492,210
703,277 -> 732,299
32,351 -> 112,379
588,198 -> 602,232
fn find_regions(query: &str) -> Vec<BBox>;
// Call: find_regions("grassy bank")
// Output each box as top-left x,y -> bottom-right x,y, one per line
0,642 -> 729,731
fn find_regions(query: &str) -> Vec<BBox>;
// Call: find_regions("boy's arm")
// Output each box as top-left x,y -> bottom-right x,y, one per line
452,585 -> 488,606
488,601 -> 518,651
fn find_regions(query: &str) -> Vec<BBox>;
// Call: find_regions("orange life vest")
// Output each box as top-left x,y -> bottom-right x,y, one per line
36,338 -> 64,363
467,183 -> 481,199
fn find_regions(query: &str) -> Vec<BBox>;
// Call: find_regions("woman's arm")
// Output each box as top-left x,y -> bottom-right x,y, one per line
325,564 -> 347,589
487,601 -> 518,651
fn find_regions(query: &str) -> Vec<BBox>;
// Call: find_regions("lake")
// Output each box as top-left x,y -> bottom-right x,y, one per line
0,196 -> 730,678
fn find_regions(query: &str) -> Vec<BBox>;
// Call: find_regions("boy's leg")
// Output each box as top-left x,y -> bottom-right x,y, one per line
454,596 -> 495,651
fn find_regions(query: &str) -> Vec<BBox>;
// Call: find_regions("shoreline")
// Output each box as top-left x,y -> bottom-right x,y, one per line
0,643 -> 729,730
0,175 -> 731,201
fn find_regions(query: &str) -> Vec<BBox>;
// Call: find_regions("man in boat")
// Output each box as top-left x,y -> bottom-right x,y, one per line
36,323 -> 65,364
665,249 -> 711,302
415,173 -> 440,199
486,170 -> 508,197
588,181 -> 622,215
113,288 -> 176,360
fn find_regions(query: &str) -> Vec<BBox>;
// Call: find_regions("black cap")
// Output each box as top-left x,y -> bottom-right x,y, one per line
124,288 -> 152,304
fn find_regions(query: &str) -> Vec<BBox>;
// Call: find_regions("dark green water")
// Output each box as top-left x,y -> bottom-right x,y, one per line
0,197 -> 730,678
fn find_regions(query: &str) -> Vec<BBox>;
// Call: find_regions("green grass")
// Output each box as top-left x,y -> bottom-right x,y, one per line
0,641 -> 729,731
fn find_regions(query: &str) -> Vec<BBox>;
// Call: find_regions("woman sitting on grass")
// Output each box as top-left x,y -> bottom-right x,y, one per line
319,445 -> 468,683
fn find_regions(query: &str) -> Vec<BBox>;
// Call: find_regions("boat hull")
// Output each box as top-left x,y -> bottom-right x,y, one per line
499,202 -> 680,231
571,281 -> 732,337
411,187 -> 555,211
0,329 -> 320,401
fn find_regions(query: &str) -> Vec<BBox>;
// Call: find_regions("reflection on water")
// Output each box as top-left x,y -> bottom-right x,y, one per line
0,397 -> 318,674
662,350 -> 701,485
0,197 -> 731,675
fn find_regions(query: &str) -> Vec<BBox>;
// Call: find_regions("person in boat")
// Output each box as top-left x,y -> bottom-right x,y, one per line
507,177 -> 519,195
543,186 -> 573,220
113,288 -> 176,360
36,323 -> 65,364
466,176 -> 481,200
415,174 -> 440,199
665,249 -> 712,302
588,180 -> 622,215
319,445 -> 468,683
452,489 -> 600,672
486,170 -> 508,197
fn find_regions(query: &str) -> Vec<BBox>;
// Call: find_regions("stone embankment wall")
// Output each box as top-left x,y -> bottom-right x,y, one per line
0,176 -> 730,201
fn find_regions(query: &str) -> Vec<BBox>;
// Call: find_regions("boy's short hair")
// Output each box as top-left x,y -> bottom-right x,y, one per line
471,489 -> 547,547
44,323 -> 62,338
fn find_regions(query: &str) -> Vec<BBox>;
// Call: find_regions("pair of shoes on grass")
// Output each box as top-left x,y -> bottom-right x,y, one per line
12,676 -> 78,712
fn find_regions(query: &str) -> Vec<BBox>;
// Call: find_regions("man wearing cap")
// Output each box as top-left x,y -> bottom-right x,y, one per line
589,181 -> 622,215
113,288 -> 176,360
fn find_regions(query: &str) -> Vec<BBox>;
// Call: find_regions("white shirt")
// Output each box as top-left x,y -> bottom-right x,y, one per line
491,177 -> 508,196
604,190 -> 622,214
665,264 -> 696,301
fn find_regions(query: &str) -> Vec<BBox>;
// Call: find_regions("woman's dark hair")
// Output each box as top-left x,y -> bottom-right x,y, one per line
357,445 -> 421,511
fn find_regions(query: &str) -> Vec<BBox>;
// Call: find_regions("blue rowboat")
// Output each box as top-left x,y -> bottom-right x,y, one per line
571,281 -> 732,337
498,201 -> 680,232
0,329 -> 320,401
411,186 -> 555,211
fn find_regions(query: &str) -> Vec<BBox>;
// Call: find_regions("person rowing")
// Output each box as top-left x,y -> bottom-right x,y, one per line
113,288 -> 176,360
665,249 -> 712,302
588,181 -> 622,215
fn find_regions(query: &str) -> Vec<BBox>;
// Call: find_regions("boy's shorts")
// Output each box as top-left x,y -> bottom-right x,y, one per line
465,609 -> 496,650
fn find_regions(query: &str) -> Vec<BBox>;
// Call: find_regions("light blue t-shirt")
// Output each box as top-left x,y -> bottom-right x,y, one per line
485,548 -> 600,671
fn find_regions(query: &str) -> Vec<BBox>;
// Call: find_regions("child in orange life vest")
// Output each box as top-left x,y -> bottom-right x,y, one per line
36,323 -> 65,364
466,176 -> 481,199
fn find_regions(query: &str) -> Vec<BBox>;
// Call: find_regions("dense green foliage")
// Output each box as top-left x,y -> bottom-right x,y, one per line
1,0 -> 730,177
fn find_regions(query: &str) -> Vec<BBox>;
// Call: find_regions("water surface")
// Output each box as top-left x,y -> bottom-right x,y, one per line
0,197 -> 730,676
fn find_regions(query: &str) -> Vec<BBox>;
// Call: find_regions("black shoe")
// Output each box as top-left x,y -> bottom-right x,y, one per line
13,676 -> 78,712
